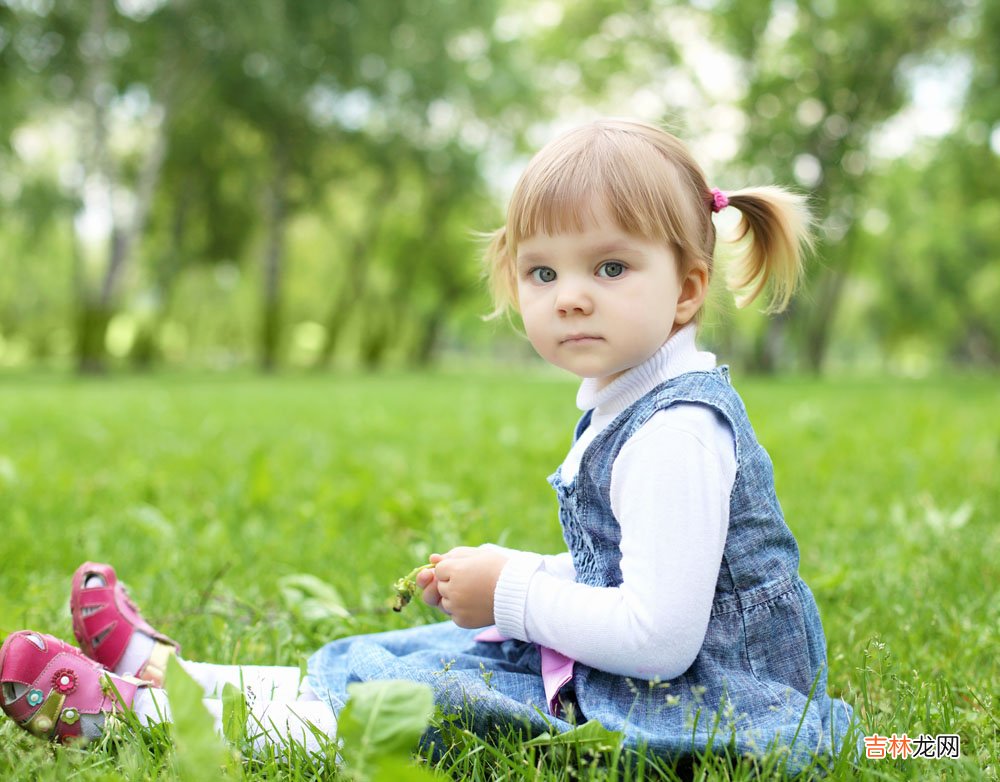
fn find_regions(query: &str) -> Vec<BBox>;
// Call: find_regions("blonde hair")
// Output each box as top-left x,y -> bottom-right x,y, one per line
484,118 -> 812,319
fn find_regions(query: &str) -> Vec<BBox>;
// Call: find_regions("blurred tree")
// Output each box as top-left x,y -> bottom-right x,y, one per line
3,0 -> 994,373
161,0 -> 531,371
360,144 -> 492,369
856,0 -> 1000,368
0,3 -> 82,361
707,0 -> 965,372
0,0 -> 202,372
299,0 -> 536,369
861,142 -> 1000,367
2,0 -> 535,372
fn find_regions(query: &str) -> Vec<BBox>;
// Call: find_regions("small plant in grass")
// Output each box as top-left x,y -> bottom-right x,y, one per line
391,564 -> 435,612
337,679 -> 438,780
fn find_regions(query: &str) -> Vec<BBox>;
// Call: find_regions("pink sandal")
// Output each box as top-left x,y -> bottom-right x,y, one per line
0,630 -> 148,743
70,562 -> 180,687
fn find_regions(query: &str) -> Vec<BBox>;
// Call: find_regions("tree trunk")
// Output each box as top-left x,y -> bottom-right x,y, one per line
747,311 -> 786,374
803,268 -> 847,373
73,0 -> 113,373
314,171 -> 397,369
259,140 -> 290,373
75,302 -> 114,375
73,0 -> 171,373
409,308 -> 444,368
802,227 -> 859,374
131,187 -> 190,370
102,122 -> 169,311
359,303 -> 391,370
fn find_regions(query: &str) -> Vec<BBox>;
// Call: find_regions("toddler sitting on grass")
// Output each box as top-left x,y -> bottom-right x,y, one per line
2,119 -> 855,771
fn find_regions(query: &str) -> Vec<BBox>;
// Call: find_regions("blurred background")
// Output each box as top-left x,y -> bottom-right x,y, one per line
0,0 -> 997,377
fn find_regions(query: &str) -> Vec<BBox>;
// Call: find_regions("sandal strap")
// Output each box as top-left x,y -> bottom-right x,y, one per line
21,689 -> 67,740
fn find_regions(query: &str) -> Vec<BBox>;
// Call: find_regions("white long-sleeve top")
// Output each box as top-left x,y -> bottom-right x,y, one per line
490,325 -> 737,680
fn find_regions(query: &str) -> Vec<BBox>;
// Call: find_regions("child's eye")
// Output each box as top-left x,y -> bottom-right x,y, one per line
597,261 -> 625,278
530,267 -> 556,283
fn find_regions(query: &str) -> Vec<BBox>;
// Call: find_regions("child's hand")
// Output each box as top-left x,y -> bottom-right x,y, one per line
415,557 -> 443,607
419,547 -> 508,629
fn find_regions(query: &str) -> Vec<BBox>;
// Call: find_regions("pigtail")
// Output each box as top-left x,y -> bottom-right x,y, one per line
480,226 -> 516,321
721,186 -> 813,314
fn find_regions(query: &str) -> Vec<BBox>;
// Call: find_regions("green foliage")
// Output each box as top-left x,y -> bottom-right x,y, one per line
524,720 -> 625,751
0,368 -> 996,780
391,563 -> 435,612
703,0 -> 972,371
338,680 -> 436,780
278,572 -> 356,646
278,573 -> 352,625
165,654 -> 232,780
221,682 -> 249,747
0,1 -> 996,373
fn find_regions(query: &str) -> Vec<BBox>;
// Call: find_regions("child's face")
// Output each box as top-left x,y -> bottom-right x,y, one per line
515,200 -> 702,388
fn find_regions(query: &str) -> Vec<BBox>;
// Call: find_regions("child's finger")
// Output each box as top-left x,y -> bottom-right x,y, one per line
441,546 -> 477,559
421,580 -> 442,607
433,559 -> 452,581
415,568 -> 435,588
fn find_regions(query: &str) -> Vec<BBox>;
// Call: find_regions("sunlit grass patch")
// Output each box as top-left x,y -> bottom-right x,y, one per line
0,370 -> 996,780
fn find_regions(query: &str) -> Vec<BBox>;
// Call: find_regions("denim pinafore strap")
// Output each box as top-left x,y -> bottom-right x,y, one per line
545,367 -> 854,765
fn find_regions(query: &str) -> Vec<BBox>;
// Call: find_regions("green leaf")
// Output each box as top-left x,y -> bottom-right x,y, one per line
337,680 -> 434,773
166,654 -> 230,781
524,719 -> 624,752
372,756 -> 442,782
221,682 -> 248,746
279,573 -> 351,622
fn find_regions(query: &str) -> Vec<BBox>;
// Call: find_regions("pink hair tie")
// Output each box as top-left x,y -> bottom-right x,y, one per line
710,188 -> 729,213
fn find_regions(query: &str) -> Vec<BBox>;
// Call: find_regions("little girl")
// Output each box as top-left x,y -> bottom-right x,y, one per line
1,118 -> 854,768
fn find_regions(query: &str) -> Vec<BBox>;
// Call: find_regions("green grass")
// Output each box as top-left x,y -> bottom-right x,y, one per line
0,370 -> 997,780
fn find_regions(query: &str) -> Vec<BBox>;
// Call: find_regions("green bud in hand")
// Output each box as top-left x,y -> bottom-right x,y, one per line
391,563 -> 435,612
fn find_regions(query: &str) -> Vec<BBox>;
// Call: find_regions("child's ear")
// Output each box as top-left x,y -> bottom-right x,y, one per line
674,265 -> 709,326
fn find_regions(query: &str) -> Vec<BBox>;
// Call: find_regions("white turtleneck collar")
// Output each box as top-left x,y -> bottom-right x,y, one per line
575,324 -> 716,417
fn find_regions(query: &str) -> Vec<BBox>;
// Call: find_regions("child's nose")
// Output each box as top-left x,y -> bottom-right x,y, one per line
555,280 -> 594,315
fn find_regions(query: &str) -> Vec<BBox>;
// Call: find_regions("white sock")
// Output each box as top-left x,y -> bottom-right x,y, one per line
178,659 -> 313,702
118,632 -> 155,678
80,577 -> 336,754
133,686 -> 171,726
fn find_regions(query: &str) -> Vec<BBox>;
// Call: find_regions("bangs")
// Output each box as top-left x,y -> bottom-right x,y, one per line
505,123 -> 701,254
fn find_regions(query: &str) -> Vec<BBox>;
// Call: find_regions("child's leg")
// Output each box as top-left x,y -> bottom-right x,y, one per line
178,659 -> 313,702
71,563 -> 180,686
68,561 -> 337,752
0,635 -> 337,753
76,567 -> 310,702
136,687 -> 338,754
67,561 -> 339,754
244,700 -> 338,755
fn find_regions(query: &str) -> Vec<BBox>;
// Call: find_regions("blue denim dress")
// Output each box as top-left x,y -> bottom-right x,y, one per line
307,367 -> 854,767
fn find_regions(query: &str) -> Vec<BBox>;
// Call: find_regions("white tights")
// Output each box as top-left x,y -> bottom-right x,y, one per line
80,573 -> 337,753
133,660 -> 338,754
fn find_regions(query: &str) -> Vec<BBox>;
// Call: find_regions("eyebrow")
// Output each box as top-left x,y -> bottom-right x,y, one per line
516,241 -> 641,268
589,241 -> 641,257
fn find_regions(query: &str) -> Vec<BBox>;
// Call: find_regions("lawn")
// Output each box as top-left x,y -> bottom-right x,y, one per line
0,370 -> 997,780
